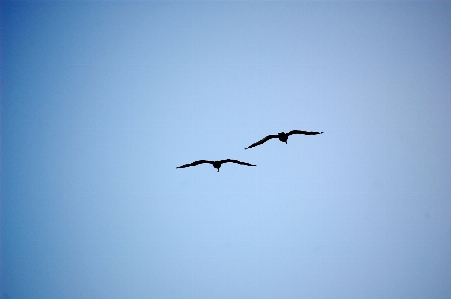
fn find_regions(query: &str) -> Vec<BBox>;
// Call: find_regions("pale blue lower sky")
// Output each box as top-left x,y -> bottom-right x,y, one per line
1,2 -> 450,299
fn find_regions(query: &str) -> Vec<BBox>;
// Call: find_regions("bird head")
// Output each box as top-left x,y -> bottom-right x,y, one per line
212,161 -> 221,172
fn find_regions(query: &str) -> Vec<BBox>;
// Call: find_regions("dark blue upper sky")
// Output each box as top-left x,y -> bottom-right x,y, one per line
1,2 -> 450,298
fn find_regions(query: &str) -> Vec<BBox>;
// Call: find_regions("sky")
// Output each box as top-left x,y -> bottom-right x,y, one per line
1,1 -> 450,298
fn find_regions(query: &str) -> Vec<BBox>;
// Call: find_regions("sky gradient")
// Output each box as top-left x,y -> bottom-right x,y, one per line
1,2 -> 451,298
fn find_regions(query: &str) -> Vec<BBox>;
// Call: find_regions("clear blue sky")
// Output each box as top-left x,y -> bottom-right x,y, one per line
1,2 -> 450,298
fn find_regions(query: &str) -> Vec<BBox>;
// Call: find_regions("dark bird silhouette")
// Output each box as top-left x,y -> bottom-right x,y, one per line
245,130 -> 323,149
176,159 -> 256,172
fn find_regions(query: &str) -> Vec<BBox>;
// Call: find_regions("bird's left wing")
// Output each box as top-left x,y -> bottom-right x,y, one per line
221,159 -> 256,167
288,130 -> 323,136
245,134 -> 278,149
176,160 -> 211,169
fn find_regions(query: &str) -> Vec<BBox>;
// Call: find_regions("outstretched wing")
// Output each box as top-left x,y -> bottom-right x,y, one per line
288,130 -> 323,136
245,134 -> 278,149
176,160 -> 213,169
220,159 -> 256,167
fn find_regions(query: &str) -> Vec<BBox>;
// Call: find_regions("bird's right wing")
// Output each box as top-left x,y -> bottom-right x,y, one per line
288,130 -> 323,136
221,159 -> 256,166
176,160 -> 212,169
245,134 -> 278,149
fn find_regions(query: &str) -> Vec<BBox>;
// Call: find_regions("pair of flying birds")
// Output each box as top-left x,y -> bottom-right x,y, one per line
176,130 -> 323,172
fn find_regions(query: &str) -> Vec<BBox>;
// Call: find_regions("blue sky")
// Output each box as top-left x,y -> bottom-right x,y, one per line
1,2 -> 450,298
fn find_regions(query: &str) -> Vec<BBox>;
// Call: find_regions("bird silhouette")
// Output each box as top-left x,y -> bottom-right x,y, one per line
245,130 -> 323,149
176,159 -> 256,172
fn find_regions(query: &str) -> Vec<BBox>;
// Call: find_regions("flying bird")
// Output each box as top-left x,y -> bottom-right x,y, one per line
176,159 -> 256,172
245,130 -> 323,149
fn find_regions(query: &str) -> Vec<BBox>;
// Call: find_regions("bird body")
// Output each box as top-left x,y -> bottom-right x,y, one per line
245,130 -> 323,149
177,159 -> 256,172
